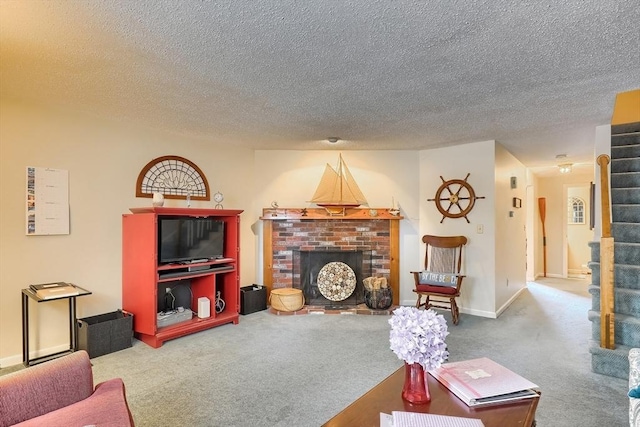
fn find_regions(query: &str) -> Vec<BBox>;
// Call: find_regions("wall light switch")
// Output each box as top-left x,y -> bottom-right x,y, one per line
476,224 -> 484,234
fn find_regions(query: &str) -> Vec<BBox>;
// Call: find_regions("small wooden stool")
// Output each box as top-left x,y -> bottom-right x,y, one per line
269,288 -> 305,312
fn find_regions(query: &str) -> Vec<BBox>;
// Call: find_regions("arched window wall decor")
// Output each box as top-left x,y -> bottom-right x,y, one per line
568,196 -> 585,224
136,155 -> 210,201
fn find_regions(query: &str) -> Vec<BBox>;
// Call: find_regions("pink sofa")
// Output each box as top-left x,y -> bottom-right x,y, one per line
0,350 -> 134,427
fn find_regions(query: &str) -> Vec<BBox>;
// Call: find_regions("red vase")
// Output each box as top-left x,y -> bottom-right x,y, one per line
401,362 -> 431,404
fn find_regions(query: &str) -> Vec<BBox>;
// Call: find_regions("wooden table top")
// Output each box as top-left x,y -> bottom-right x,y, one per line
322,365 -> 539,427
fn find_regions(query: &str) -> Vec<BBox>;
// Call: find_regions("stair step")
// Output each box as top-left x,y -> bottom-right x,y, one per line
611,143 -> 640,159
611,171 -> 640,188
612,130 -> 640,146
588,311 -> 640,348
612,204 -> 640,223
611,158 -> 640,173
612,187 -> 640,204
589,340 -> 632,379
589,241 -> 640,265
612,223 -> 640,243
612,123 -> 640,137
589,286 -> 640,317
588,262 -> 640,289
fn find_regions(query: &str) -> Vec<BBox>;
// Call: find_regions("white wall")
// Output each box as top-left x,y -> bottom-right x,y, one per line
494,144 -> 528,313
419,141 -> 497,316
0,100 -> 256,365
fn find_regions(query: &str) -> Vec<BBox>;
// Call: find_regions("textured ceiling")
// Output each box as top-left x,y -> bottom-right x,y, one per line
1,0 -> 639,174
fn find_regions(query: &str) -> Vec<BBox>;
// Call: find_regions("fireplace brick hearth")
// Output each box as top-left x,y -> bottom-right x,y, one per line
261,208 -> 402,308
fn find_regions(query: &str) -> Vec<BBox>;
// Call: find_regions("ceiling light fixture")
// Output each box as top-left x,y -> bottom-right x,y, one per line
327,137 -> 340,144
558,163 -> 573,174
555,154 -> 572,174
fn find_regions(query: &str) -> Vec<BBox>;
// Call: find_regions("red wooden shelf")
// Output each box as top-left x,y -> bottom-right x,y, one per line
122,207 -> 243,348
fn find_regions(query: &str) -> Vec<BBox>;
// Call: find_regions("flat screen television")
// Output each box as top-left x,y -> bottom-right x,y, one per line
158,217 -> 225,264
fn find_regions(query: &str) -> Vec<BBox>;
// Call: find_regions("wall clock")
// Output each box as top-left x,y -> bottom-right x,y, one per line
427,173 -> 485,223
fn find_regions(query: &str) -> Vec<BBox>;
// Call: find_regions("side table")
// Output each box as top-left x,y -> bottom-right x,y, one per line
21,284 -> 92,367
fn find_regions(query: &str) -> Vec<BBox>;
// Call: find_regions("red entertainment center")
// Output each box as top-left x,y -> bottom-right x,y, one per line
122,207 -> 243,348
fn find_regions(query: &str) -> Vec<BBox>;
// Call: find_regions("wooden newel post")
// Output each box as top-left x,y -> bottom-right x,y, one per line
597,154 -> 615,349
597,155 -> 612,239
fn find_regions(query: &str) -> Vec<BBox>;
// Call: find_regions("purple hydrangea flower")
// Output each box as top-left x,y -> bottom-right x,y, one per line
389,306 -> 449,370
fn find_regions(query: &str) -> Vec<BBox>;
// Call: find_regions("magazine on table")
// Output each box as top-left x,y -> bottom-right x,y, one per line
380,411 -> 484,427
30,282 -> 70,291
30,282 -> 79,299
428,357 -> 539,408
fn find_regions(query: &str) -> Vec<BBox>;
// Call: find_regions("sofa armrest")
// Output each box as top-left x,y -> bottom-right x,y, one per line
13,378 -> 134,427
630,348 -> 640,427
0,351 -> 93,427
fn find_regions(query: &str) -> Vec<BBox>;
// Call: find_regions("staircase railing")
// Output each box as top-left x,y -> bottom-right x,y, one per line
597,154 -> 615,349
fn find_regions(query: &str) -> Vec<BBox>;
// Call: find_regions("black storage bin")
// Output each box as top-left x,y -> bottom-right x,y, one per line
240,285 -> 267,315
77,310 -> 133,358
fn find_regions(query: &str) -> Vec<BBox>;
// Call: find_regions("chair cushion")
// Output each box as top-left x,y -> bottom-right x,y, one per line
418,271 -> 459,287
415,284 -> 458,295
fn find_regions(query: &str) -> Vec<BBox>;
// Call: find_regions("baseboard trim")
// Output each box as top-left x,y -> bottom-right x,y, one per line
532,273 -> 571,279
459,307 -> 497,319
496,287 -> 527,317
0,343 -> 70,369
400,300 -> 497,319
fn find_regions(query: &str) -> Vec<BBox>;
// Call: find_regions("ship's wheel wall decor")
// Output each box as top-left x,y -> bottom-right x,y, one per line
136,155 -> 210,201
427,173 -> 485,223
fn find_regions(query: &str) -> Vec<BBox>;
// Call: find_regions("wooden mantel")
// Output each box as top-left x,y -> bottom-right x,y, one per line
261,207 -> 403,305
259,207 -> 403,221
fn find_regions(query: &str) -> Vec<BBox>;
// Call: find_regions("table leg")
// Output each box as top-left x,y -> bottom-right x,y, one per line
22,292 -> 30,366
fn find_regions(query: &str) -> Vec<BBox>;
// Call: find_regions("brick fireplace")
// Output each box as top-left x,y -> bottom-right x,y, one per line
261,208 -> 402,308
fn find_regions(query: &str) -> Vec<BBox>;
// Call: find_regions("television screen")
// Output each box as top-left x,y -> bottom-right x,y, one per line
158,217 -> 225,264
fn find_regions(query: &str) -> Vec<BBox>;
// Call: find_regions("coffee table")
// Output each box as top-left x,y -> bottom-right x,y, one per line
322,365 -> 540,427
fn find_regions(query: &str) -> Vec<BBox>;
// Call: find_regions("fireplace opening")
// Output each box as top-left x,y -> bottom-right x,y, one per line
293,249 -> 372,308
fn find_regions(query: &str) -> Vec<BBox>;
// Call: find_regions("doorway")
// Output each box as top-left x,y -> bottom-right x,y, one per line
564,184 -> 592,278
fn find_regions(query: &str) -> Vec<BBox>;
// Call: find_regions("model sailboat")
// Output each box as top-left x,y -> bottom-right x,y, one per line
310,154 -> 368,215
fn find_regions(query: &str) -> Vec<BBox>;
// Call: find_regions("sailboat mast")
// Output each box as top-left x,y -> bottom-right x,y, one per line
338,154 -> 344,203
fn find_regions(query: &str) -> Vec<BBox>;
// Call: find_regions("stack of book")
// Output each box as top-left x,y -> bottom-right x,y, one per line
30,282 -> 79,300
428,357 -> 540,408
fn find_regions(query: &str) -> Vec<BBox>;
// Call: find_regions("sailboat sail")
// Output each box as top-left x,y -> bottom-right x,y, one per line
310,154 -> 367,209
341,160 -> 367,204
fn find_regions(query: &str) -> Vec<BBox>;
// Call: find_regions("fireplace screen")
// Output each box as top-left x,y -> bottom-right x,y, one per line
293,249 -> 372,307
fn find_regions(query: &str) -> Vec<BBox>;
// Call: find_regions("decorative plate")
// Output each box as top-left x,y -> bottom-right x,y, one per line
317,262 -> 357,301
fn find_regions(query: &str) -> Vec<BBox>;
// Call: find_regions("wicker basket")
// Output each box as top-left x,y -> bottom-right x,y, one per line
269,288 -> 305,312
